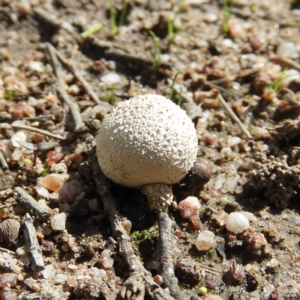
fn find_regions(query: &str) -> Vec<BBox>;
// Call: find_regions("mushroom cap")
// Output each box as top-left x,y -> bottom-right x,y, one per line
96,94 -> 198,188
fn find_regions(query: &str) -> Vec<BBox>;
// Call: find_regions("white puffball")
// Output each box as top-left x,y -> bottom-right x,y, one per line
226,212 -> 249,234
195,230 -> 217,251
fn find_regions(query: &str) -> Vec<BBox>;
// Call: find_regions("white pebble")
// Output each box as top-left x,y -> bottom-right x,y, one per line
53,274 -> 68,285
11,131 -> 27,148
204,13 -> 218,23
35,186 -> 49,198
227,136 -> 241,147
276,41 -> 299,59
42,264 -> 56,280
51,213 -> 66,231
195,230 -> 217,251
28,61 -> 44,72
226,212 -> 249,234
100,72 -> 121,85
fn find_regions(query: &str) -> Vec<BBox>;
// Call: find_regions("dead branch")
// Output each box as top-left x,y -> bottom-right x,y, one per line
11,124 -> 65,141
218,94 -> 253,139
21,213 -> 45,272
46,43 -> 83,132
85,134 -> 175,300
158,212 -> 185,300
53,48 -> 111,106
13,187 -> 52,220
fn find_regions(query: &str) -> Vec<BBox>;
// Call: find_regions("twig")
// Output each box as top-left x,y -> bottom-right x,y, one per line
53,48 -> 110,106
21,213 -> 45,272
104,49 -> 172,70
218,94 -> 253,139
13,187 -> 52,220
0,150 -> 8,170
11,124 -> 65,141
270,55 -> 300,73
158,212 -> 185,300
46,43 -> 83,132
85,134 -> 175,300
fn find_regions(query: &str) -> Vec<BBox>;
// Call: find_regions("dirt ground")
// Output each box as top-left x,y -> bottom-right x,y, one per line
1,0 -> 300,299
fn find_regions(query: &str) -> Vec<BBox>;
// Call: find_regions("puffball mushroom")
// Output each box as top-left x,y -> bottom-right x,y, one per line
96,94 -> 198,211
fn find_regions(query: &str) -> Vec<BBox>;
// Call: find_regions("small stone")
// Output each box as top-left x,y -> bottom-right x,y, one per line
28,61 -> 44,72
0,219 -> 20,244
11,131 -> 27,148
41,240 -> 55,254
38,174 -> 69,192
53,274 -> 68,285
0,273 -> 18,287
228,19 -> 244,39
276,41 -> 299,59
46,152 -> 64,167
174,258 -> 201,285
14,102 -> 36,118
98,249 -> 114,269
50,162 -> 67,174
42,264 -> 56,280
266,258 -> 280,274
51,213 -> 66,231
195,230 -> 217,251
35,186 -> 49,198
226,212 -> 249,234
100,72 -> 121,85
58,180 -> 83,202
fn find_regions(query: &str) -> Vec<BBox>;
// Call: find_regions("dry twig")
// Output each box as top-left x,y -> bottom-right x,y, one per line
158,213 -> 185,300
86,134 -> 175,300
13,187 -> 52,220
21,213 -> 45,272
218,94 -> 253,139
11,124 -> 65,141
53,48 -> 110,106
47,43 -> 83,132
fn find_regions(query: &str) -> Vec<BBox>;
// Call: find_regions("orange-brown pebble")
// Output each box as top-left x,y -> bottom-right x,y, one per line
14,101 -> 36,118
46,151 -> 64,167
38,174 -> 66,192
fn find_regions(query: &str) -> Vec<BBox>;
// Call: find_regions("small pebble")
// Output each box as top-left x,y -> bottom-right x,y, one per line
53,274 -> 68,285
28,61 -> 44,72
0,273 -> 18,287
42,264 -> 56,280
38,174 -> 68,192
195,230 -> 217,251
58,180 -> 83,202
100,72 -> 121,85
276,41 -> 299,59
0,219 -> 20,244
51,213 -> 66,231
199,286 -> 207,295
98,249 -> 114,269
226,212 -> 249,234
11,131 -> 27,148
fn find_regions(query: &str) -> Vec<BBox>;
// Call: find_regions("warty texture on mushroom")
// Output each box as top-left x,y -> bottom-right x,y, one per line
96,94 -> 198,211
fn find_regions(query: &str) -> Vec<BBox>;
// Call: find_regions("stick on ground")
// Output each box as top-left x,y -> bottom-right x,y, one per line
218,94 -> 253,139
86,134 -> 175,300
47,43 -> 83,132
53,48 -> 110,106
11,124 -> 65,141
13,187 -> 52,220
21,213 -> 45,272
158,212 -> 185,300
